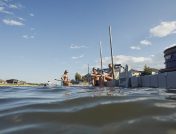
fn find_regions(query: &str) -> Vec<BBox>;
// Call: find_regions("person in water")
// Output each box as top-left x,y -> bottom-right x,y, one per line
61,70 -> 71,86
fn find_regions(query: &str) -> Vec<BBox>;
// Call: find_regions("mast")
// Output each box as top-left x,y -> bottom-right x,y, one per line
99,41 -> 103,74
88,64 -> 90,75
88,64 -> 90,84
109,25 -> 115,79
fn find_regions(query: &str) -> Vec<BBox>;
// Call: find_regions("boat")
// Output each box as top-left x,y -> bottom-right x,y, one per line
45,80 -> 62,88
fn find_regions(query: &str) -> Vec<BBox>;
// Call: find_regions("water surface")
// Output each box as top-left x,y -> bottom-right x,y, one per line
0,86 -> 176,134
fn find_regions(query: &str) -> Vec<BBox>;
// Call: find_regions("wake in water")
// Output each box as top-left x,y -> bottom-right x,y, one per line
0,86 -> 176,134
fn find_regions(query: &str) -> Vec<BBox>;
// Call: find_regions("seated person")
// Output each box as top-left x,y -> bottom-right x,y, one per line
91,68 -> 101,86
91,68 -> 104,86
104,64 -> 114,81
61,70 -> 71,86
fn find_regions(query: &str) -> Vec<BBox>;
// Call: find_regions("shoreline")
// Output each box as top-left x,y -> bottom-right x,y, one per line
0,83 -> 42,87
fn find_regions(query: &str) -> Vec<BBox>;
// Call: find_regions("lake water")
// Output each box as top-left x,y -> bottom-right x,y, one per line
0,86 -> 176,134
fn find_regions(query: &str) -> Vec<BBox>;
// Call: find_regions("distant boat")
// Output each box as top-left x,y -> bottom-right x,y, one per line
46,80 -> 62,88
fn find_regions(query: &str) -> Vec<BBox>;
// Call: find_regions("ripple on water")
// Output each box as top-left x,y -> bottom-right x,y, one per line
0,86 -> 176,134
154,102 -> 176,108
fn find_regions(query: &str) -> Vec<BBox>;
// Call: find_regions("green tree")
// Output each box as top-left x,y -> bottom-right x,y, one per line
143,64 -> 152,75
75,72 -> 82,82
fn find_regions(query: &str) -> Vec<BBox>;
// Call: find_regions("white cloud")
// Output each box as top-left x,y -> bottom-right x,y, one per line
0,6 -> 13,14
22,35 -> 28,39
150,54 -> 155,57
130,40 -> 151,51
30,35 -> 34,39
0,0 -> 23,9
3,19 -> 24,26
130,46 -> 141,50
150,21 -> 176,37
113,55 -> 152,64
70,44 -> 87,49
22,35 -> 34,39
96,54 -> 164,70
30,27 -> 35,31
9,4 -> 18,9
0,1 -> 8,7
0,6 -> 4,11
29,13 -> 34,17
140,40 -> 152,46
17,17 -> 25,21
72,55 -> 84,59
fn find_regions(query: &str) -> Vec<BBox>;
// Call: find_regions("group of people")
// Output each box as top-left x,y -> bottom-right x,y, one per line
91,64 -> 114,86
60,63 -> 114,87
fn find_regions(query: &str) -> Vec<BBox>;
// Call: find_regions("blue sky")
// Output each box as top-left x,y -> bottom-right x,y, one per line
1,0 -> 176,83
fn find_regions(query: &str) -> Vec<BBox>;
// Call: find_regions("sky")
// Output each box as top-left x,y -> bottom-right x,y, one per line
1,0 -> 176,83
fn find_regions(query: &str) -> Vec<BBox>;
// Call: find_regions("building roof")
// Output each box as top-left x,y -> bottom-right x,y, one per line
130,69 -> 142,73
164,45 -> 176,55
150,68 -> 159,72
0,79 -> 5,82
6,79 -> 18,81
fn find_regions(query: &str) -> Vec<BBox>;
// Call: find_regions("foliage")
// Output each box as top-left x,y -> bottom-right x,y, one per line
143,64 -> 152,75
75,72 -> 82,82
82,73 -> 91,82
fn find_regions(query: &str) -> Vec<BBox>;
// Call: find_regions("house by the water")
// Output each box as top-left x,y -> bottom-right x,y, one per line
0,79 -> 6,84
129,45 -> 176,91
160,45 -> 176,72
6,79 -> 26,85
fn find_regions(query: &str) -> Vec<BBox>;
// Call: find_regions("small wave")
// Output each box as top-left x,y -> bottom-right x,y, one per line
154,102 -> 176,108
0,124 -> 43,134
153,113 -> 176,122
0,86 -> 176,134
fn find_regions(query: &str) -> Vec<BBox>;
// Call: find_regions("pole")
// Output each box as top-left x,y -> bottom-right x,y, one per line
109,25 -> 115,79
88,64 -> 90,84
88,64 -> 89,75
99,41 -> 103,74
99,41 -> 104,87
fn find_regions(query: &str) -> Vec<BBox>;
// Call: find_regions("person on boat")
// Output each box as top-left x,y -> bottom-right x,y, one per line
91,68 -> 100,86
104,63 -> 114,81
61,70 -> 71,86
91,67 -> 105,86
47,81 -> 52,86
97,68 -> 105,86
